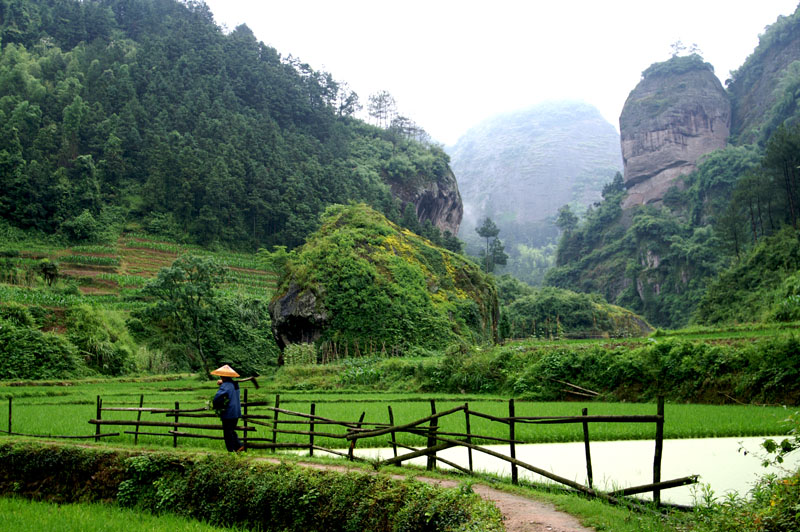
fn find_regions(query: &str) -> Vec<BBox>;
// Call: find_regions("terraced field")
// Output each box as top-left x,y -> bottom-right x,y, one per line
2,233 -> 279,305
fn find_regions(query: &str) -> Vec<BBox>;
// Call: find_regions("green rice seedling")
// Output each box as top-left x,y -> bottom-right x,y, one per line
0,285 -> 92,307
0,378 -> 790,453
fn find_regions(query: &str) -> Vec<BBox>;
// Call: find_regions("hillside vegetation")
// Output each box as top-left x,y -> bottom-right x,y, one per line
266,325 -> 800,406
728,4 -> 800,144
0,220 -> 280,378
0,0 -> 452,250
270,204 -> 498,356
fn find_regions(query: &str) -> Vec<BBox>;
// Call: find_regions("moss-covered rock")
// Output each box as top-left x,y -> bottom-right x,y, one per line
269,204 -> 498,357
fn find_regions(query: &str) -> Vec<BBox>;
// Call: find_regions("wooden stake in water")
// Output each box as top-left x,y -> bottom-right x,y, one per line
464,403 -> 473,472
348,411 -> 366,461
388,405 -> 399,464
582,407 -> 593,488
272,394 -> 280,453
95,395 -> 102,442
653,396 -> 665,505
243,389 -> 249,452
509,398 -> 518,485
173,401 -> 179,448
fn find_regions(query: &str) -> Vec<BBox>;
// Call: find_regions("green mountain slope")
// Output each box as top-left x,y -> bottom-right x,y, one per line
728,5 -> 800,145
0,0 -> 453,250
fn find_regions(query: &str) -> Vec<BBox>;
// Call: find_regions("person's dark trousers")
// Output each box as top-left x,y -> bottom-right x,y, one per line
222,418 -> 242,452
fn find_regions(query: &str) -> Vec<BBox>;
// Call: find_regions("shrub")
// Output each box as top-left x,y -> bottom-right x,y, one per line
66,305 -> 135,376
0,318 -> 82,379
61,210 -> 101,242
0,302 -> 36,327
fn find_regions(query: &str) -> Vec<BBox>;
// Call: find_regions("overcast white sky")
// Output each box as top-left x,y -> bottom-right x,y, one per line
202,0 -> 799,145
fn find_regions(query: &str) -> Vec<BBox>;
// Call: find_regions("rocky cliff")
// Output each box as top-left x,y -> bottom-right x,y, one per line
619,55 -> 730,208
390,165 -> 463,236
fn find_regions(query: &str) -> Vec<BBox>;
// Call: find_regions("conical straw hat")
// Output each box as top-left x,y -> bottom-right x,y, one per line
210,364 -> 240,377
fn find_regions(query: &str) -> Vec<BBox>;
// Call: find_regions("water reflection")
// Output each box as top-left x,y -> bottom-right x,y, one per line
341,436 -> 800,505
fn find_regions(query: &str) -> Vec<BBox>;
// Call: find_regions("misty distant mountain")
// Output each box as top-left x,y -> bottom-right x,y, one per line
447,101 -> 622,255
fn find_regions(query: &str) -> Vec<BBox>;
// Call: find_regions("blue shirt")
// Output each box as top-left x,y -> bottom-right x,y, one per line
212,381 -> 241,419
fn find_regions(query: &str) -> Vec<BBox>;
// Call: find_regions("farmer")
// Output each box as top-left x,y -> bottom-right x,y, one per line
211,364 -> 244,452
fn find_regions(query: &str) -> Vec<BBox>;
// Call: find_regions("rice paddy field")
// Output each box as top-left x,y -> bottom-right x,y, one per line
0,376 -> 791,452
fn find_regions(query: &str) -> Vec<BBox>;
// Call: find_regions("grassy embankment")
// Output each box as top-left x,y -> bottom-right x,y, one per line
0,442 -> 503,532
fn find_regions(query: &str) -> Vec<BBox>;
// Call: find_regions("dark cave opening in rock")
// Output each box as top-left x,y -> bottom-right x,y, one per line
274,315 -> 323,351
415,194 -> 441,227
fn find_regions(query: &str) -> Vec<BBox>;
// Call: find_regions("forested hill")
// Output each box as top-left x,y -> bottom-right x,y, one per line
0,0 -> 456,250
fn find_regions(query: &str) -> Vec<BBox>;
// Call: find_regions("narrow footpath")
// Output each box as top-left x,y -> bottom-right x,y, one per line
261,458 -> 595,532
419,477 -> 594,532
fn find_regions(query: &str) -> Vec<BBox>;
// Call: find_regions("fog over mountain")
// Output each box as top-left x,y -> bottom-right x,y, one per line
447,101 -> 623,256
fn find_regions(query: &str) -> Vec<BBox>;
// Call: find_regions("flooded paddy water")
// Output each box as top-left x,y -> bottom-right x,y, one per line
341,436 -> 800,506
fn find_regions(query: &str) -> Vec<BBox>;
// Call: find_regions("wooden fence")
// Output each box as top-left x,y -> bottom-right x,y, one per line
1,393 -> 695,505
80,393 -> 696,505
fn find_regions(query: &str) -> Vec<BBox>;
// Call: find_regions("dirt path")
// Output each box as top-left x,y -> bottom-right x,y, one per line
416,477 -> 594,532
259,458 -> 594,532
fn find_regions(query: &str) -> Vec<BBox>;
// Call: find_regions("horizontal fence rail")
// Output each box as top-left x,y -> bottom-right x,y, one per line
2,392 -> 694,506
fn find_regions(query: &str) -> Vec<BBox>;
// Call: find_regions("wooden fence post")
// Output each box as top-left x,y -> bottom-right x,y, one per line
272,394 -> 280,453
309,403 -> 315,456
95,395 -> 101,442
8,397 -> 12,434
243,389 -> 248,452
348,412 -> 366,461
509,398 -> 518,485
582,407 -> 593,488
134,395 -> 143,445
427,399 -> 437,471
653,396 -> 665,505
173,401 -> 179,448
464,403 -> 473,473
388,405 -> 399,465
